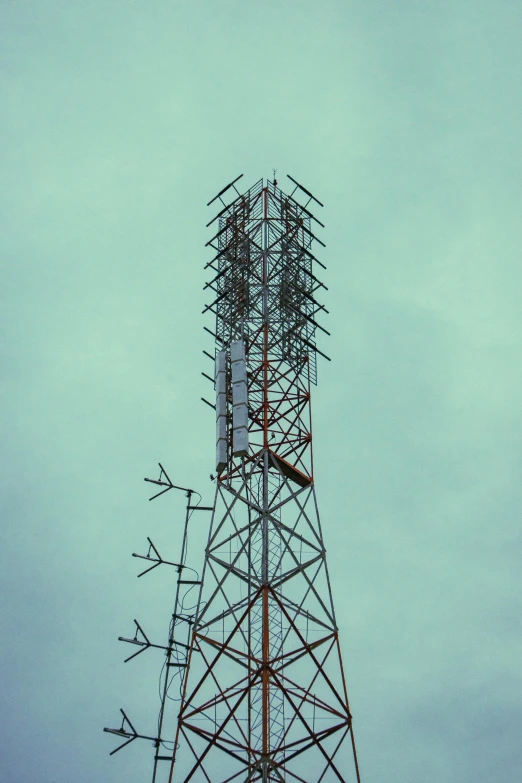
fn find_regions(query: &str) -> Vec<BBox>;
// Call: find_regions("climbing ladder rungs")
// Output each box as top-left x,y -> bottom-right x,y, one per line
188,505 -> 214,511
172,614 -> 194,624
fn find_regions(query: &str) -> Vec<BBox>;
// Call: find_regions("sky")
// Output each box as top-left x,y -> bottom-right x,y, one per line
1,1 -> 521,781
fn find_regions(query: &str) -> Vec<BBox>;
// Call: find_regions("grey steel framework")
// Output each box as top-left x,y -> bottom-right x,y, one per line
104,175 -> 362,783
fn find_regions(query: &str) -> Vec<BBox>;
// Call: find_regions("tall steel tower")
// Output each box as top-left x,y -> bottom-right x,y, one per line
105,175 -> 362,783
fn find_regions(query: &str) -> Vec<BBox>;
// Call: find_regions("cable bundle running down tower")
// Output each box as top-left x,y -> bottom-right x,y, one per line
105,175 -> 362,783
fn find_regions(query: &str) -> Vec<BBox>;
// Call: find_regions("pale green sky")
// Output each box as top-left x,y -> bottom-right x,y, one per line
1,1 -> 521,781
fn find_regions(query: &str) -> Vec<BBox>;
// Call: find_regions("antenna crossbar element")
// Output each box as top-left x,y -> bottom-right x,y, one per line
144,463 -> 194,501
207,174 -> 244,207
118,619 -> 170,662
104,709 -> 159,755
132,537 -> 182,577
287,173 -> 324,207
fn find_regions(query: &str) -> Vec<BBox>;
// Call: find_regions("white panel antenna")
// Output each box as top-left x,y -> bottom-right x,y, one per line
230,339 -> 249,457
215,350 -> 227,472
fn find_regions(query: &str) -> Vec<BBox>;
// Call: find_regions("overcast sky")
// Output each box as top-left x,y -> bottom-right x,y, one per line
1,1 -> 521,781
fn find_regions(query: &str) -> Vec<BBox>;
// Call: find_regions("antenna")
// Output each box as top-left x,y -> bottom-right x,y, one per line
105,177 -> 362,783
104,467 -> 213,782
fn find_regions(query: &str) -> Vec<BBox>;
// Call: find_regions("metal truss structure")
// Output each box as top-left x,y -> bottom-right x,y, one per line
105,175 -> 362,783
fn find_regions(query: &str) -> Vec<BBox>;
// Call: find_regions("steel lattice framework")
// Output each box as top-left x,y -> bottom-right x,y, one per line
105,174 -> 362,783
171,175 -> 361,783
